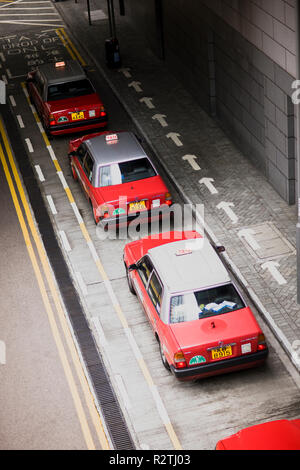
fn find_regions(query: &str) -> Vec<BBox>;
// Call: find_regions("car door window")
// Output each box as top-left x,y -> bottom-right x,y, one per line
137,256 -> 154,288
35,71 -> 44,97
76,145 -> 87,165
147,271 -> 162,315
82,152 -> 94,182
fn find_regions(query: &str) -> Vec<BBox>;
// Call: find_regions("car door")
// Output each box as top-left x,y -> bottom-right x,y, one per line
146,269 -> 163,333
30,71 -> 46,120
76,148 -> 94,200
132,255 -> 154,318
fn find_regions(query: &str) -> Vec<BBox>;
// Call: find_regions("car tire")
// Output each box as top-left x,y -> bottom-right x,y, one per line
159,340 -> 171,371
125,264 -> 136,295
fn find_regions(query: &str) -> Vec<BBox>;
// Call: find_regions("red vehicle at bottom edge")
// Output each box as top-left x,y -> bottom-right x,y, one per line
124,231 -> 268,381
216,419 -> 300,450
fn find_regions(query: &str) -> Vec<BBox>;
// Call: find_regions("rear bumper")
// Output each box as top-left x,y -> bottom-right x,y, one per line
48,116 -> 108,135
98,203 -> 171,228
170,348 -> 269,381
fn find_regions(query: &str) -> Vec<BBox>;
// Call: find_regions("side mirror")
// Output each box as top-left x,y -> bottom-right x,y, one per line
68,151 -> 76,158
128,263 -> 137,271
215,245 -> 225,253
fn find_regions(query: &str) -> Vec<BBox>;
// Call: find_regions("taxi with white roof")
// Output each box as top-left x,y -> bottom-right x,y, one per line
26,60 -> 107,136
124,231 -> 268,381
68,130 -> 172,226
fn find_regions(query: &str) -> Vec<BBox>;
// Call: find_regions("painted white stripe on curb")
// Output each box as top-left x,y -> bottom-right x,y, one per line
46,195 -> 57,215
59,230 -> 72,252
34,165 -> 45,182
115,374 -> 132,410
71,202 -> 84,225
92,317 -> 108,348
57,170 -> 68,189
16,114 -> 24,128
25,138 -> 33,153
9,95 -> 16,107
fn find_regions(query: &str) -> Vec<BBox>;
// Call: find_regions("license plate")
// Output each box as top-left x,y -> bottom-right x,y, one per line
71,111 -> 84,121
129,200 -> 146,212
211,345 -> 232,360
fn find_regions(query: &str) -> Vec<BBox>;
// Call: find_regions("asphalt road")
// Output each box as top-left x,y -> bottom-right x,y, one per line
0,2 -> 300,451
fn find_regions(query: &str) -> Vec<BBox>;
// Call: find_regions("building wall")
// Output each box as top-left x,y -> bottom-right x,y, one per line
124,0 -> 297,204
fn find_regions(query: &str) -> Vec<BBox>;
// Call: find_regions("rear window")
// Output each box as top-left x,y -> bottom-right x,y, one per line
47,79 -> 94,100
169,283 -> 245,324
99,158 -> 156,187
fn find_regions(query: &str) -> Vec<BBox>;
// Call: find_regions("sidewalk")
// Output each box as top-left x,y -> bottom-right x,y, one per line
56,0 -> 300,371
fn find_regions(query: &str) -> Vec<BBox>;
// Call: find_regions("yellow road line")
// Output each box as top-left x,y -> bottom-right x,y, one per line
55,28 -> 77,61
0,118 -> 111,450
0,141 -> 96,451
58,28 -> 87,67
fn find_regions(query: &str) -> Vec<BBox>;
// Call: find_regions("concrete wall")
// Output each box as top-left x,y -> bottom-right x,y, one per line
124,0 -> 297,204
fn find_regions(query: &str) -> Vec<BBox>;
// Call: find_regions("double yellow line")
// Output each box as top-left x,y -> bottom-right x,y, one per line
0,118 -> 110,450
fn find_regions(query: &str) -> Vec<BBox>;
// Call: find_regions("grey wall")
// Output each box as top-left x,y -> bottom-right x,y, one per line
124,0 -> 296,204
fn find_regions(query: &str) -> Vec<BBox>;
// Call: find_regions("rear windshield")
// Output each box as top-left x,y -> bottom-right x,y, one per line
170,283 -> 245,324
47,79 -> 94,100
99,158 -> 156,187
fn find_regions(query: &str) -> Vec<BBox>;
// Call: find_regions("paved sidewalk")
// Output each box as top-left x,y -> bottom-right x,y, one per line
57,0 -> 300,371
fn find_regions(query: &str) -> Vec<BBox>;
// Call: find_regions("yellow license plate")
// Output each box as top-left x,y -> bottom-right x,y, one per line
211,346 -> 232,360
129,200 -> 146,212
71,112 -> 84,121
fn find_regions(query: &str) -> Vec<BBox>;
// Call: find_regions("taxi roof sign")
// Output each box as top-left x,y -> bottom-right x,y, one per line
175,249 -> 193,256
55,61 -> 65,68
105,134 -> 118,144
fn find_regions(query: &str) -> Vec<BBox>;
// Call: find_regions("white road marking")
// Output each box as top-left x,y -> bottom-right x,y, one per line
118,67 -> 131,78
9,95 -> 16,107
139,97 -> 155,109
166,132 -> 183,147
57,170 -> 68,189
216,201 -> 238,224
16,114 -> 24,128
46,195 -> 57,215
152,113 -> 168,127
182,154 -> 201,170
199,177 -> 218,194
70,202 -> 84,225
34,164 -> 45,182
59,230 -> 72,252
25,137 -> 33,153
115,374 -> 132,410
0,21 -> 64,27
128,81 -> 142,93
261,261 -> 287,285
75,271 -> 88,296
238,228 -> 261,251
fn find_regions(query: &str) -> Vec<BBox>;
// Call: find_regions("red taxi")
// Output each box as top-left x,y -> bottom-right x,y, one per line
216,419 -> 300,450
26,60 -> 107,136
68,131 -> 172,226
124,231 -> 268,381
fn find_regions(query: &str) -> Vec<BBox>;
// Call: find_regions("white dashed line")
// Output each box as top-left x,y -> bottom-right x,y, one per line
46,195 -> 57,215
9,95 -> 16,107
25,138 -> 33,153
59,230 -> 72,252
16,115 -> 25,128
34,165 -> 45,182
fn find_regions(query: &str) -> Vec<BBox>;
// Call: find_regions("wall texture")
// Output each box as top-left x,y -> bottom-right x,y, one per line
124,0 -> 297,204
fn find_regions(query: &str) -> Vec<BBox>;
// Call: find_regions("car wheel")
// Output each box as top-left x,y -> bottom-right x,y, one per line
159,340 -> 170,371
125,264 -> 136,295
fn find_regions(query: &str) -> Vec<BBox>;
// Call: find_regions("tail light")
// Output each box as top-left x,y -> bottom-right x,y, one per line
49,114 -> 56,126
174,351 -> 187,369
165,192 -> 172,206
100,106 -> 106,117
257,333 -> 267,351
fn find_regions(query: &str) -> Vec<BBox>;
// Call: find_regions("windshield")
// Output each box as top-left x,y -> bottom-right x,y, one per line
99,158 -> 156,187
47,79 -> 94,100
169,283 -> 245,324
